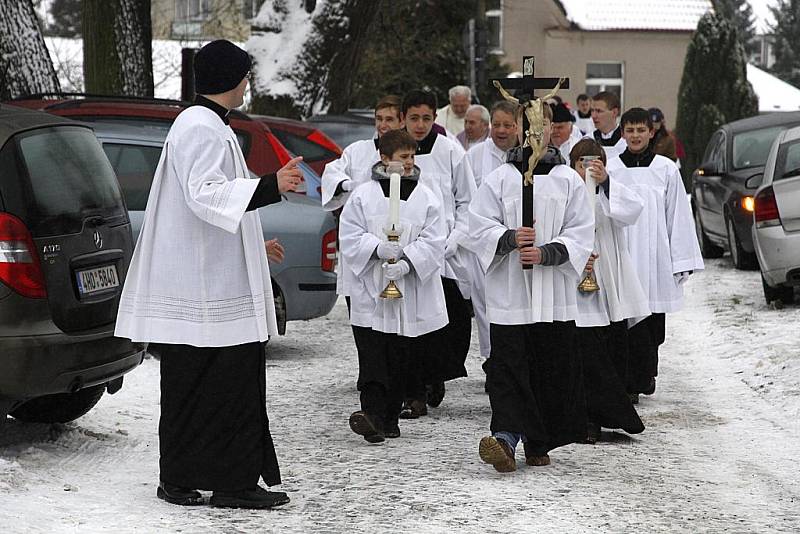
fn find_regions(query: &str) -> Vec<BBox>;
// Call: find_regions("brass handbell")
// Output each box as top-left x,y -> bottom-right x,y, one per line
380,230 -> 403,299
578,271 -> 600,293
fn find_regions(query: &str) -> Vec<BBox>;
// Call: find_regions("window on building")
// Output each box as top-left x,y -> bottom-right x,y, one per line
486,0 -> 503,53
242,0 -> 268,20
176,0 -> 210,21
585,62 -> 624,105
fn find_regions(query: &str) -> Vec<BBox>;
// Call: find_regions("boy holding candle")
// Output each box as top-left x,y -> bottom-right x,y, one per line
339,129 -> 447,443
569,139 -> 648,443
606,108 -> 704,400
469,102 -> 595,471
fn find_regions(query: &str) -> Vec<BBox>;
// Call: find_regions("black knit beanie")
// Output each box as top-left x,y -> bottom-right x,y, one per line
194,40 -> 252,95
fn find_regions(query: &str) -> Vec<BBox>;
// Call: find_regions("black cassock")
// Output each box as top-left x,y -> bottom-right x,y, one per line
578,322 -> 644,434
154,341 -> 281,491
627,313 -> 665,394
486,321 -> 586,455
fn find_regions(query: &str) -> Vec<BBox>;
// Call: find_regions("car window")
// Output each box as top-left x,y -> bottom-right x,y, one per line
309,122 -> 375,149
271,129 -> 335,162
703,131 -> 722,165
103,143 -> 162,210
732,126 -> 786,170
775,139 -> 800,181
12,126 -> 125,236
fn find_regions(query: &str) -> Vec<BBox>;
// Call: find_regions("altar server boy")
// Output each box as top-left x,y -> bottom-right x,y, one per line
606,108 -> 704,399
570,139 -> 648,443
470,102 -> 595,472
339,129 -> 447,443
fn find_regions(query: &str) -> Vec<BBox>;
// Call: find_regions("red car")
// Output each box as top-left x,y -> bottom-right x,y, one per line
8,94 -> 294,177
252,114 -> 342,176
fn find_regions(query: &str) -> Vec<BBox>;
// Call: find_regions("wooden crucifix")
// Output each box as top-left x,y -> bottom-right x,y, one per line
493,56 -> 569,269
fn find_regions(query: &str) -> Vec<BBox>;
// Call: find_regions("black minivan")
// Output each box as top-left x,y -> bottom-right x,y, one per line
0,104 -> 143,427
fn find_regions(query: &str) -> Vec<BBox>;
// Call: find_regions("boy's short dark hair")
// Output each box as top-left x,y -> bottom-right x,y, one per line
402,90 -> 437,115
593,91 -> 620,111
620,107 -> 654,130
569,138 -> 607,168
379,129 -> 417,157
376,95 -> 401,116
577,94 -> 591,103
490,100 -> 519,120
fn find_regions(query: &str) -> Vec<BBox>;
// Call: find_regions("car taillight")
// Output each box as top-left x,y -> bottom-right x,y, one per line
266,131 -> 292,167
321,229 -> 337,273
754,186 -> 781,227
0,212 -> 47,298
307,130 -> 342,155
742,195 -> 755,212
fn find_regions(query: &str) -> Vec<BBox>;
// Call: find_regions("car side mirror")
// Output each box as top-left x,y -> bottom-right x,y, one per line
696,164 -> 716,176
745,173 -> 763,189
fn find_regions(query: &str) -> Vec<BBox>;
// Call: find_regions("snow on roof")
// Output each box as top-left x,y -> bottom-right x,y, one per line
557,0 -> 712,32
747,63 -> 800,113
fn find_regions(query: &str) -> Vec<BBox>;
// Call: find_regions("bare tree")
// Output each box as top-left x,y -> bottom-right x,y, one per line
83,0 -> 154,96
0,0 -> 61,100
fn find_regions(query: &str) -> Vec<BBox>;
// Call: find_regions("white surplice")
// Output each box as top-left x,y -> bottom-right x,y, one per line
339,179 -> 448,337
585,130 -> 627,160
320,138 -> 380,297
469,163 -> 595,325
115,106 -> 278,347
415,134 -> 477,298
607,154 -> 704,314
466,137 -> 507,189
576,179 -> 651,327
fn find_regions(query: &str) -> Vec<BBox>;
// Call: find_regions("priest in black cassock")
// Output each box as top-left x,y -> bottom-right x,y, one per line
115,40 -> 303,509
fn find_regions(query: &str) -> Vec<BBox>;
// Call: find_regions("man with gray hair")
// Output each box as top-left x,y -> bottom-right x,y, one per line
457,104 -> 490,150
435,85 -> 472,136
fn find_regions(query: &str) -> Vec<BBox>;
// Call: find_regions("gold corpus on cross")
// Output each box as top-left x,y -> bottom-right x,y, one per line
492,77 -> 566,186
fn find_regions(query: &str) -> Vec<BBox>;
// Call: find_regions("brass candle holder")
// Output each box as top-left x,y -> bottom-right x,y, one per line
578,270 -> 600,293
379,226 -> 403,299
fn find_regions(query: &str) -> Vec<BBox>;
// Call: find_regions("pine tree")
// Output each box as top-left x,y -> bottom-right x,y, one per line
0,0 -> 61,100
675,12 -> 759,190
712,0 -> 756,54
83,0 -> 154,97
769,0 -> 800,89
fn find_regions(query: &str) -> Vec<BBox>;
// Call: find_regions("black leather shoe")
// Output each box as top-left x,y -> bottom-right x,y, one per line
349,410 -> 385,443
426,382 -> 446,407
156,482 -> 203,506
384,421 -> 401,438
210,486 -> 290,509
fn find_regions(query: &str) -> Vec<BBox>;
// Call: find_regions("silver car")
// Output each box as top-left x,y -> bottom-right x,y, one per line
752,126 -> 800,304
92,123 -> 339,333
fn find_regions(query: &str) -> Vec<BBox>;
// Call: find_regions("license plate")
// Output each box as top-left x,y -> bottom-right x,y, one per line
76,264 -> 119,295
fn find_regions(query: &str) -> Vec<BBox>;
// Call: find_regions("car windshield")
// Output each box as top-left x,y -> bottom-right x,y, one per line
13,126 -> 125,236
732,126 -> 786,170
309,121 -> 375,148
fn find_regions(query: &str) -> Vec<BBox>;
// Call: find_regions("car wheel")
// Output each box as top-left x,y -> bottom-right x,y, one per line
694,208 -> 723,258
726,215 -> 758,270
762,274 -> 795,305
9,384 -> 105,424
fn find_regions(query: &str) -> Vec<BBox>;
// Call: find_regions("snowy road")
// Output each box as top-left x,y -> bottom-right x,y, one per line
2,258 -> 799,533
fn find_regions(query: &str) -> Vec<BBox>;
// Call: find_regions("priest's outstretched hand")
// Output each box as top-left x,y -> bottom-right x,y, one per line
519,246 -> 542,265
515,225 -> 536,248
584,252 -> 599,273
377,241 -> 403,261
383,260 -> 410,280
277,156 -> 305,193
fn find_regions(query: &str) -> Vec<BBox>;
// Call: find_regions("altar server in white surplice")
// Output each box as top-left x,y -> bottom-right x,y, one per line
606,107 -> 704,400
569,139 -> 648,445
399,90 -> 476,415
340,130 -> 447,444
321,95 -> 404,299
465,100 -> 519,359
585,91 -> 627,160
115,40 -> 303,510
471,103 -> 594,473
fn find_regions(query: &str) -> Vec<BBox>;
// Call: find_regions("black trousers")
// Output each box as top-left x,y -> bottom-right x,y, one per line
352,326 -> 414,427
578,323 -> 644,433
627,313 -> 666,394
486,321 -> 586,455
155,341 -> 281,491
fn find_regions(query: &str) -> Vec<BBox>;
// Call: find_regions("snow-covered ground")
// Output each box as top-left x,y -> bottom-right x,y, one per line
1,258 -> 799,533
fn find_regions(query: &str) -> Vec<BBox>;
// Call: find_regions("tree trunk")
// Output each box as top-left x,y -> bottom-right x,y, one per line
0,0 -> 61,100
83,0 -> 154,97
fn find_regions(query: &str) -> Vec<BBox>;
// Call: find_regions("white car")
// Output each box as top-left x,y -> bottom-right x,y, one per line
752,126 -> 800,304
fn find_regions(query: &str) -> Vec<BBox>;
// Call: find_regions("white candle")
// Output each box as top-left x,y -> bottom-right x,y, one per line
583,156 -> 597,209
388,171 -> 401,230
